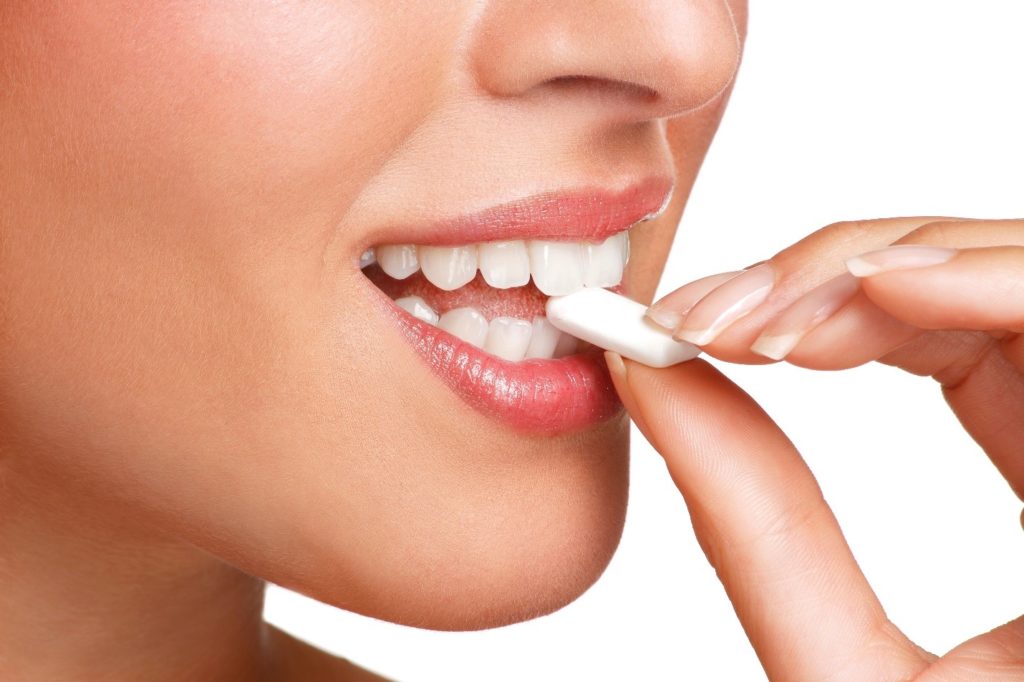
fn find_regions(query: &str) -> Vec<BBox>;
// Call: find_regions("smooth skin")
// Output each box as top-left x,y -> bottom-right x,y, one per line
612,217 -> 1024,680
0,2 -> 746,680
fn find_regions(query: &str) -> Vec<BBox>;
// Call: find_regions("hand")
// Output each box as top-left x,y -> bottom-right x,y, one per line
608,218 -> 1024,680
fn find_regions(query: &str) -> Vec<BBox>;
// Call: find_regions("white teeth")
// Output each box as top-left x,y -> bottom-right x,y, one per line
438,307 -> 489,348
378,232 -> 628,360
484,317 -> 533,362
395,301 -> 577,361
582,232 -> 628,288
478,240 -> 530,289
524,316 -> 562,359
395,295 -> 439,325
377,244 -> 419,279
360,248 -> 376,268
420,245 -> 478,291
373,232 -> 630,294
528,240 -> 585,296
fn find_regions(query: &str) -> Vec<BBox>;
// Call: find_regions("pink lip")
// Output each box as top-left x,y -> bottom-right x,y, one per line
389,309 -> 623,434
366,179 -> 673,433
365,176 -> 674,248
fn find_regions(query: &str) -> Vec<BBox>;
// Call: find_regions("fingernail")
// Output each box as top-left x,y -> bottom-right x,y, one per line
750,273 -> 860,361
673,263 -> 775,345
846,245 -> 957,277
646,271 -> 742,330
605,350 -> 627,381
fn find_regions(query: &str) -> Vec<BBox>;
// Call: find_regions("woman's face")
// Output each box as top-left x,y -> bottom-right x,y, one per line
1,1 -> 744,629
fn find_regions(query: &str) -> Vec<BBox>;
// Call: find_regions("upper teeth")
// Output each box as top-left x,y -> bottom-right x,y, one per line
367,232 -> 629,296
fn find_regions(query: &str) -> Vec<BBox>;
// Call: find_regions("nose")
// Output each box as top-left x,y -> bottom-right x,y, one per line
470,0 -> 742,122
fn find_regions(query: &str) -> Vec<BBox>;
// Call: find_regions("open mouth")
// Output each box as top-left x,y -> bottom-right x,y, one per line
359,179 -> 672,434
362,232 -> 628,361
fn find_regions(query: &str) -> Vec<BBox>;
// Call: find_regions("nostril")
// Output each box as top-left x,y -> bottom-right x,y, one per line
543,75 -> 660,104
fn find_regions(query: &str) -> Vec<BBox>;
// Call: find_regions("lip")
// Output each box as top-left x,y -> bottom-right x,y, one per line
359,176 -> 674,253
363,177 -> 673,434
386,308 -> 622,433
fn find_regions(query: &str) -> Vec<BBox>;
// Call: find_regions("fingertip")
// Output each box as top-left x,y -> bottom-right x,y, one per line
646,271 -> 743,331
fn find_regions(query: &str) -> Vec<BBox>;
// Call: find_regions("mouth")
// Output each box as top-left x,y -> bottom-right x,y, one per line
358,177 -> 673,434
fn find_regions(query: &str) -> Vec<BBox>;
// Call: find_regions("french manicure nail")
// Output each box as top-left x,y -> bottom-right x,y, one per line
646,271 -> 742,330
750,273 -> 860,360
673,263 -> 775,345
846,244 -> 957,277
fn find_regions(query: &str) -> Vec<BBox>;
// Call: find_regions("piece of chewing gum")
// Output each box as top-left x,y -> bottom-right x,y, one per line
545,288 -> 701,368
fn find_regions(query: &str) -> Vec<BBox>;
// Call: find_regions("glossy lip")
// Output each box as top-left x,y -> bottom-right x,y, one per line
358,176 -> 674,254
362,177 -> 673,434
385,307 -> 623,434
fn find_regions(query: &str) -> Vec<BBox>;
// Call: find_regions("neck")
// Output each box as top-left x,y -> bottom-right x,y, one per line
0,463 -> 268,682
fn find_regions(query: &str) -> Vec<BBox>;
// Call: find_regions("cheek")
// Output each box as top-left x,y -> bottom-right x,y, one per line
0,3 -> 457,540
2,1 -> 630,629
2,2 -> 451,447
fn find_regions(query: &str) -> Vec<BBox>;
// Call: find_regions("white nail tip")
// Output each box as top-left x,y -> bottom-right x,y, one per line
377,244 -> 419,279
485,317 -> 533,362
420,245 -> 478,291
438,307 -> 489,348
844,257 -> 883,277
395,295 -> 439,325
749,333 -> 801,361
478,240 -> 530,289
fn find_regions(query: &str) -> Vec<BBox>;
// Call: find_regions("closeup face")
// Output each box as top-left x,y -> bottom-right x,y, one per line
0,1 -> 745,629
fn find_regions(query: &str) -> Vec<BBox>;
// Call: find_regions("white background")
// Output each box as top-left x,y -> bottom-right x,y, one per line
266,3 -> 1024,679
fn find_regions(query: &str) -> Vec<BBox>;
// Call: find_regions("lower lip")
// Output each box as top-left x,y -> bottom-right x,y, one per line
381,303 -> 622,434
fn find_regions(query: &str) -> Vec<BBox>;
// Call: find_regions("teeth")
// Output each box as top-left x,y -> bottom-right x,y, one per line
582,232 -> 628,288
484,317 -> 533,362
377,232 -> 629,360
395,295 -> 439,325
438,307 -> 489,348
372,232 -> 631,295
420,245 -> 478,291
524,316 -> 561,359
478,240 -> 530,289
528,240 -> 585,296
360,248 -> 376,268
397,301 -> 578,361
377,244 -> 419,279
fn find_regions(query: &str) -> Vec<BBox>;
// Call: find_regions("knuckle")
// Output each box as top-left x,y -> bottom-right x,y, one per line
896,219 -> 972,247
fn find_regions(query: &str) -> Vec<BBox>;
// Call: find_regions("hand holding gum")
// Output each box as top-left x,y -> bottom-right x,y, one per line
546,289 -> 701,368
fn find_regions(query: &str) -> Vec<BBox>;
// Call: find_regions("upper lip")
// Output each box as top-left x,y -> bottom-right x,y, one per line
364,176 -> 674,249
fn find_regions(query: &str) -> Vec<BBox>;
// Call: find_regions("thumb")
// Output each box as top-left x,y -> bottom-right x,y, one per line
605,353 -> 931,680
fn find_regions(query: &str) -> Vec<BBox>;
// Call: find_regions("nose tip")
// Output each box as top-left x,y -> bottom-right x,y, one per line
471,0 -> 742,120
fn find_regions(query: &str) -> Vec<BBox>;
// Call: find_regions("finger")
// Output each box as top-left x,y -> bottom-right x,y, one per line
652,218 -> 1024,367
920,615 -> 1024,681
841,244 -> 1024,498
610,358 -> 933,681
759,238 -> 1024,498
646,271 -> 741,331
849,245 -> 1024,332
651,216 -> 943,363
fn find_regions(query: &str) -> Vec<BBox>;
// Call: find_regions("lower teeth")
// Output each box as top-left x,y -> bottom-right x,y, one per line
395,295 -> 579,362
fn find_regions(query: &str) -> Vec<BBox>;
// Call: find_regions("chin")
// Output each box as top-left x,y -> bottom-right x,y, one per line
275,415 -> 631,632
